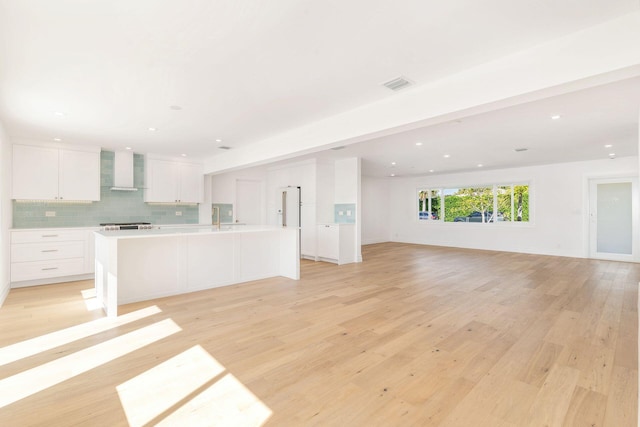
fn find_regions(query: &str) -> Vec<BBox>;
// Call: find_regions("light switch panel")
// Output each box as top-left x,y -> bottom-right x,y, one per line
45,211 -> 56,217
175,211 -> 183,216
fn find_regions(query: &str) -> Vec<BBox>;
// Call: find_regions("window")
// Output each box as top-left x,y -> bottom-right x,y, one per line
444,187 -> 493,222
417,183 -> 529,224
417,189 -> 441,220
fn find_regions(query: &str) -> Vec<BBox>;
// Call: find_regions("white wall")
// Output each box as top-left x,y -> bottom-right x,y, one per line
333,157 -> 362,261
362,176 -> 391,245
0,120 -> 11,305
388,156 -> 639,258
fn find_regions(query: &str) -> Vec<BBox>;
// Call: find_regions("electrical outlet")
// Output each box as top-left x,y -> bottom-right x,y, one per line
45,211 -> 56,217
175,211 -> 183,216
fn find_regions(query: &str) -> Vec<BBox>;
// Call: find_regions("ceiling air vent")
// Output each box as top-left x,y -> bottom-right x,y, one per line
218,146 -> 232,150
514,148 -> 528,152
383,76 -> 413,91
331,146 -> 346,151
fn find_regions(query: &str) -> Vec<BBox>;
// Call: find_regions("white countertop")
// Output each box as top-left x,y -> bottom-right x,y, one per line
12,226 -> 101,231
94,224 -> 296,239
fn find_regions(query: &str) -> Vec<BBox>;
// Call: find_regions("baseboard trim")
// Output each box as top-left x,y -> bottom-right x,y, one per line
362,238 -> 391,245
11,273 -> 94,289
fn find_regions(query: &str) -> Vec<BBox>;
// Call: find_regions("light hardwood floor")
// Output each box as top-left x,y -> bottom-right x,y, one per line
0,242 -> 638,426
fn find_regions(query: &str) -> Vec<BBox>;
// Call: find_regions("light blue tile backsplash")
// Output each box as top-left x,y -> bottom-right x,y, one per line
212,203 -> 233,224
334,203 -> 356,224
12,151 -> 199,228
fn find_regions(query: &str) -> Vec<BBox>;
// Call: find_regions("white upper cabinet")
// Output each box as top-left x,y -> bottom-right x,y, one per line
144,156 -> 203,203
12,144 -> 100,201
58,149 -> 101,201
179,162 -> 204,203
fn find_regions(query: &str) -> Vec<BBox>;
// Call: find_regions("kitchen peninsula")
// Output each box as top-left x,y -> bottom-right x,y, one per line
94,225 -> 299,316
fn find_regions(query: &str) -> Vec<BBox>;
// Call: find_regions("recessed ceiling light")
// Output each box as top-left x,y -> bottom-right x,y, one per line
477,164 -> 483,167
609,153 -> 616,157
390,173 -> 396,177
415,142 -> 423,146
181,154 -> 187,157
443,154 -> 450,158
551,115 -> 561,120
429,169 -> 434,173
54,112 -> 64,117
215,139 -> 222,143
53,138 -> 62,142
169,105 -> 182,110
604,144 -> 612,148
125,147 -> 132,150
391,162 -> 396,166
148,127 -> 157,131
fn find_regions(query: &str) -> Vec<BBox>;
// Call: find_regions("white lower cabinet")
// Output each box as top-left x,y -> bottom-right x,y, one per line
316,223 -> 355,265
10,228 -> 97,286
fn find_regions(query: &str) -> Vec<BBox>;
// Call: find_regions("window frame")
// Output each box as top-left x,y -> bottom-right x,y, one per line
416,181 -> 532,225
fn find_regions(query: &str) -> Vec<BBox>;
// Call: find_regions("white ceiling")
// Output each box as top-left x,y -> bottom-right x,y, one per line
0,0 -> 638,174
307,76 -> 640,177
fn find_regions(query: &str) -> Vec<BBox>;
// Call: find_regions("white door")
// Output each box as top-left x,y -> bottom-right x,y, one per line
589,177 -> 638,262
235,179 -> 263,224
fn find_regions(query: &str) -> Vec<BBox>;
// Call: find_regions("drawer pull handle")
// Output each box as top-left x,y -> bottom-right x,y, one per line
41,249 -> 59,252
41,267 -> 58,271
42,235 -> 59,238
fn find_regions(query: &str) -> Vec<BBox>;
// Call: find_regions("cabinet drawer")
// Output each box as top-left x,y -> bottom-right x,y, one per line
11,258 -> 85,282
11,241 -> 85,262
12,230 -> 88,244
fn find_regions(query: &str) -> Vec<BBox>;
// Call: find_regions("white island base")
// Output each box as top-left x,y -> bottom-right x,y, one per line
95,226 -> 300,317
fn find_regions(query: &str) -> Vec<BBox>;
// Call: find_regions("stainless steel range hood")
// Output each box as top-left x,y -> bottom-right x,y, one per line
110,151 -> 138,191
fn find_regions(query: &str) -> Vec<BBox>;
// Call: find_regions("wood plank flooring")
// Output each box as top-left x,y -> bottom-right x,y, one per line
0,242 -> 638,426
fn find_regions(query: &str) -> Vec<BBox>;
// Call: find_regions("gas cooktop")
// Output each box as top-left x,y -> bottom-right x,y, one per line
100,222 -> 153,230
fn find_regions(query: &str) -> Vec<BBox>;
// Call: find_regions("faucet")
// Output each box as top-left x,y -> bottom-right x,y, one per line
212,206 -> 220,230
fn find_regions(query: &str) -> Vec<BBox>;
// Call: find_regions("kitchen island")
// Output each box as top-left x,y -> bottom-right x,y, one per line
94,225 -> 299,316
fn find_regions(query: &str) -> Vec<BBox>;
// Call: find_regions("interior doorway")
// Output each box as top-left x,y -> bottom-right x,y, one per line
235,179 -> 264,225
589,177 -> 638,262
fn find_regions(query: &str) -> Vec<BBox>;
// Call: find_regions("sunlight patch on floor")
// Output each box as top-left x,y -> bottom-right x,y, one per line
117,345 -> 272,426
81,288 -> 102,311
156,373 -> 272,426
0,318 -> 181,408
80,288 -> 96,299
117,345 -> 225,427
0,305 -> 162,367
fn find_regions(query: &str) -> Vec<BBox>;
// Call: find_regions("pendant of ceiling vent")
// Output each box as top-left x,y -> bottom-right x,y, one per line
218,146 -> 232,150
383,76 -> 413,91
